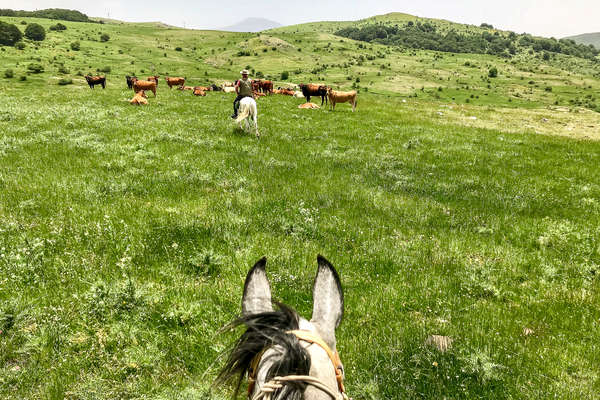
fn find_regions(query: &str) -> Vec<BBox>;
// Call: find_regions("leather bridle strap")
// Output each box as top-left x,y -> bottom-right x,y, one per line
288,330 -> 346,395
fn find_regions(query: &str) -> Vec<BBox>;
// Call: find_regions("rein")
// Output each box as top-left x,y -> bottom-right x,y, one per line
247,330 -> 349,400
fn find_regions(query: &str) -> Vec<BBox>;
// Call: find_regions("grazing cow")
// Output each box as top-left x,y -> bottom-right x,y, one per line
178,85 -> 194,91
85,75 -> 106,89
147,75 -> 159,87
299,83 -> 328,105
130,90 -> 148,105
327,87 -> 357,112
259,80 -> 273,94
298,102 -> 320,109
193,87 -> 206,96
125,75 -> 137,89
166,76 -> 185,88
132,79 -> 157,97
251,80 -> 261,93
235,97 -> 259,138
193,86 -> 210,92
279,89 -> 295,96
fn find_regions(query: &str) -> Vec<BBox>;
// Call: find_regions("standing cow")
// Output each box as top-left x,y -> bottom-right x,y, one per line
85,75 -> 106,89
299,83 -> 328,105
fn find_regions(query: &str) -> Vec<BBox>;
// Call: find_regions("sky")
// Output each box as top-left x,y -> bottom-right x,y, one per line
1,0 -> 598,38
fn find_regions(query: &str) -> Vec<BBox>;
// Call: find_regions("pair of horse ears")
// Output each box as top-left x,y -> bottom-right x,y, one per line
242,255 -> 344,334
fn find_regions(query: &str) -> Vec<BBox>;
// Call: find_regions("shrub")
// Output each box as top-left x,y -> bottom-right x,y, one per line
0,21 -> 23,46
24,23 -> 45,41
58,78 -> 73,85
70,41 -> 80,51
281,71 -> 289,80
4,69 -> 14,78
49,23 -> 67,31
99,66 -> 111,73
545,86 -> 553,92
19,75 -> 27,81
15,41 -> 25,50
58,65 -> 70,74
20,21 -> 27,25
100,33 -> 110,42
488,66 -> 498,78
27,63 -> 44,73
175,47 -> 182,51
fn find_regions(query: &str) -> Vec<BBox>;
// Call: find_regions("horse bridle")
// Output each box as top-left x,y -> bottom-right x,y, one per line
247,330 -> 349,400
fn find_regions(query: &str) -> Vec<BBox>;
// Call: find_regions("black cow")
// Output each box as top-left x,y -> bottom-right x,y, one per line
299,83 -> 328,105
126,75 -> 137,89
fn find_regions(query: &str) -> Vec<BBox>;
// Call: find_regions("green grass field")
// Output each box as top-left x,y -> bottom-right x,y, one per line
1,13 -> 599,400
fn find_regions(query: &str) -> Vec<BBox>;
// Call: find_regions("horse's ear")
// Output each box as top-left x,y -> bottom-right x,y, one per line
242,257 -> 273,315
311,255 -> 343,347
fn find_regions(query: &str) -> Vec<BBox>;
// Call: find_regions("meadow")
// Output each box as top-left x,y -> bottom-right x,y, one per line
1,14 -> 600,400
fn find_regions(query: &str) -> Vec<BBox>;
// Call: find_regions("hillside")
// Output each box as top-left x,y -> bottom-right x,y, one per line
0,13 -> 600,400
566,32 -> 600,49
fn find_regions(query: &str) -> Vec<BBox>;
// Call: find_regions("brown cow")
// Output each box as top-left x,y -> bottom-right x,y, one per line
327,88 -> 357,112
130,90 -> 148,105
132,79 -> 157,97
259,80 -> 273,94
166,76 -> 185,88
193,87 -> 206,96
299,83 -> 328,105
147,75 -> 159,87
85,75 -> 106,89
178,85 -> 194,91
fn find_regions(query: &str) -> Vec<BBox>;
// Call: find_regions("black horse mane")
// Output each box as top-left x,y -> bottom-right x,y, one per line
216,302 -> 311,399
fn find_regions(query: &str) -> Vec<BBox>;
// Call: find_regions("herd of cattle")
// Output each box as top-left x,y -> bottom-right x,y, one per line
84,74 -> 357,111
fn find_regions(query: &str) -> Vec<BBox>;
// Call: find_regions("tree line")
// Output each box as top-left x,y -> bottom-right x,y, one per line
335,22 -> 599,61
0,8 -> 91,23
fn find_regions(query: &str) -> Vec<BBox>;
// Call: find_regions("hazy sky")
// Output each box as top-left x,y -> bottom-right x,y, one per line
2,0 -> 598,38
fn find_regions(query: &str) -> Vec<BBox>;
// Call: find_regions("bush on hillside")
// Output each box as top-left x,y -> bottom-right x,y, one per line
175,46 -> 182,51
15,41 -> 26,50
488,66 -> 498,78
0,8 -> 90,22
4,69 -> 14,78
49,23 -> 67,31
281,71 -> 289,80
98,66 -> 111,73
27,63 -> 44,73
70,41 -> 80,51
58,78 -> 73,85
20,20 -> 27,25
0,21 -> 23,46
100,33 -> 109,42
58,65 -> 69,74
19,75 -> 27,81
24,23 -> 45,41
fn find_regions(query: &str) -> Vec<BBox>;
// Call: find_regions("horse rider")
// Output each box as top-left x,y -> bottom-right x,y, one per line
231,70 -> 253,119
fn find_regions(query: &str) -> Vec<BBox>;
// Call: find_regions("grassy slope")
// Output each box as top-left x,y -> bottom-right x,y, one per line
0,14 -> 599,400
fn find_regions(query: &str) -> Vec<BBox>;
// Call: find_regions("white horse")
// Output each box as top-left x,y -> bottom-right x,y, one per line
235,97 -> 259,138
216,256 -> 349,400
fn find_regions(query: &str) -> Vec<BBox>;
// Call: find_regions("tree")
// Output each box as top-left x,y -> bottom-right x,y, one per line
0,21 -> 23,46
24,23 -> 45,41
49,23 -> 67,31
488,66 -> 498,78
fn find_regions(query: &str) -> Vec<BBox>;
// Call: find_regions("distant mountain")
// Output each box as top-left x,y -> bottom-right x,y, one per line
221,17 -> 282,32
565,33 -> 600,49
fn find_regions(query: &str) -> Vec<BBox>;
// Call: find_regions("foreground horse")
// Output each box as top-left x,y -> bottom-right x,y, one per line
235,97 -> 259,138
216,256 -> 348,400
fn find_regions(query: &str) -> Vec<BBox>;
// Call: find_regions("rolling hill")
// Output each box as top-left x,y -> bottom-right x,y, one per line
565,32 -> 600,49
